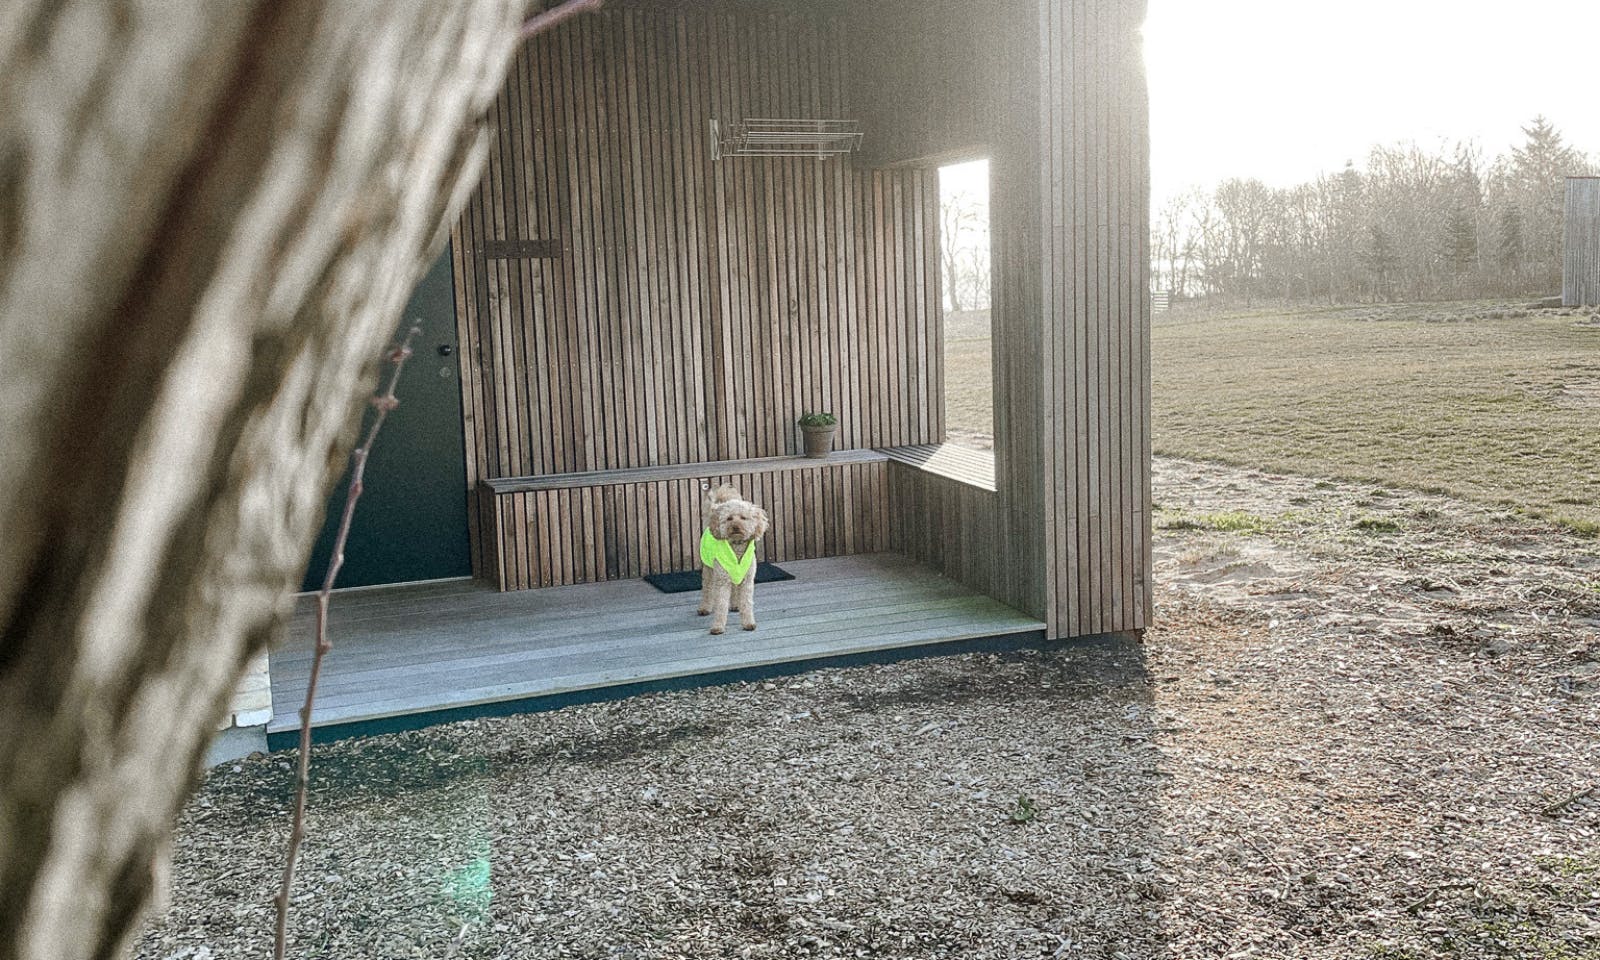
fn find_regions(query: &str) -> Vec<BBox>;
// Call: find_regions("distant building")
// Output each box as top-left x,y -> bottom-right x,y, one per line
1564,177 -> 1600,307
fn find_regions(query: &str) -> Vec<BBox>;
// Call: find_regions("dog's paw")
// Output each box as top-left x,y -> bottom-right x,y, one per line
709,626 -> 725,635
696,608 -> 709,616
742,622 -> 757,631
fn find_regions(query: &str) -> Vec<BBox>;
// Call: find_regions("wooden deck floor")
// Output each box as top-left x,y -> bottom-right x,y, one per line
268,553 -> 1045,744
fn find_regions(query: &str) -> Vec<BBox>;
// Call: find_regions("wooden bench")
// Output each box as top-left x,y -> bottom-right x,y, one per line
482,449 -> 889,494
880,442 -> 1008,604
479,451 -> 892,591
878,443 -> 997,492
478,445 -> 1000,593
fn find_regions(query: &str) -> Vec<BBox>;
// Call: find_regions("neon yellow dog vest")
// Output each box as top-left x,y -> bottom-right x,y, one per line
700,527 -> 759,585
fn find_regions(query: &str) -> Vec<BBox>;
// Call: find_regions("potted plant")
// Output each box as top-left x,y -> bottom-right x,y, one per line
798,412 -> 838,458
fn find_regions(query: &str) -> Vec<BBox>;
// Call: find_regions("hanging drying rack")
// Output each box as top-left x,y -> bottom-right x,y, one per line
711,118 -> 863,160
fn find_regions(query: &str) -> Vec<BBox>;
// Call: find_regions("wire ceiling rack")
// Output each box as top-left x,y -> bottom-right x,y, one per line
711,118 -> 863,160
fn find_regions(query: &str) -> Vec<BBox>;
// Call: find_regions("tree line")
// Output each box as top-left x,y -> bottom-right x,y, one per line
1152,117 -> 1597,303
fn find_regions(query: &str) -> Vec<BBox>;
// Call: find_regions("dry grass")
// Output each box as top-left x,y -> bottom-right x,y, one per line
1152,301 -> 1600,533
943,309 -> 993,446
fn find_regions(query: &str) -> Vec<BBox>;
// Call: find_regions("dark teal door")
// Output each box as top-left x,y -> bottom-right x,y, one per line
301,249 -> 472,590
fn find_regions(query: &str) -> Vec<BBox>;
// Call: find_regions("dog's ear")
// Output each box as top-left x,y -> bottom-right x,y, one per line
752,506 -> 770,541
709,502 -> 734,540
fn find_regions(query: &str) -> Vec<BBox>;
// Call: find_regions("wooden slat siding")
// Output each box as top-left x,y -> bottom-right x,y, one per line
458,3 -> 1151,630
1127,0 -> 1149,628
506,45 -> 533,484
886,462 -> 1014,608
1039,0 -> 1150,636
838,0 -> 1151,637
989,0 -> 1050,624
662,15 -> 691,462
451,227 -> 483,580
465,205 -> 498,580
507,44 -> 535,481
708,13 -> 734,459
551,26 -> 583,475
452,6 -> 944,585
1135,15 -> 1154,628
1085,0 -> 1104,635
528,41 -> 558,477
1565,178 -> 1600,307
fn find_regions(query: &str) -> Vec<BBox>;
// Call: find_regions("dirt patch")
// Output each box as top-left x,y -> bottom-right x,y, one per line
1152,457 -> 1600,665
136,458 -> 1599,959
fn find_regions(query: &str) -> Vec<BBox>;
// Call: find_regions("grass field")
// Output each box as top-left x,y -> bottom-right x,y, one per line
943,302 -> 1600,531
1153,301 -> 1600,532
944,309 -> 994,446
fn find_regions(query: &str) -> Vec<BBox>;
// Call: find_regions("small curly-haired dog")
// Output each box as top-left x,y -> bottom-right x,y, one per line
697,482 -> 770,635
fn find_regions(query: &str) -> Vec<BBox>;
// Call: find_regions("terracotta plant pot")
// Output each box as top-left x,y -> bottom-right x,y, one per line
801,423 -> 837,458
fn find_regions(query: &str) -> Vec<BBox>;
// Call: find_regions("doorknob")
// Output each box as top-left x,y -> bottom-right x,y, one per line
438,344 -> 454,357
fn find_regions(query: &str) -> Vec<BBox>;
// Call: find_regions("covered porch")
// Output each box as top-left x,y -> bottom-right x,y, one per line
267,553 -> 1044,746
239,0 -> 1151,758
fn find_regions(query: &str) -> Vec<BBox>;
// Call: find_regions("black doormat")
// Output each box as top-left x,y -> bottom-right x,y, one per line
643,563 -> 795,594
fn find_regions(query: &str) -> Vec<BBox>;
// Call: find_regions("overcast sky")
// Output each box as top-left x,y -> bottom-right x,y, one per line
1144,0 -> 1600,206
941,3 -> 1600,219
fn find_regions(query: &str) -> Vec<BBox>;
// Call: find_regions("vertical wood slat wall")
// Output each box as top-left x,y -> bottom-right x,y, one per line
1565,177 -> 1600,307
1034,0 -> 1152,636
987,0 -> 1051,625
887,464 -> 1017,611
853,0 -> 1152,637
450,6 -> 944,584
489,462 -> 888,590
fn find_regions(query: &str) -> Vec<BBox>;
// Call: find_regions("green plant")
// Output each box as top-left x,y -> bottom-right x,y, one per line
1008,796 -> 1038,824
1353,516 -> 1402,533
1557,517 -> 1599,538
798,412 -> 837,428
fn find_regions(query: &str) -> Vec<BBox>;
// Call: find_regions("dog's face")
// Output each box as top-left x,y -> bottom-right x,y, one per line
712,500 -> 769,543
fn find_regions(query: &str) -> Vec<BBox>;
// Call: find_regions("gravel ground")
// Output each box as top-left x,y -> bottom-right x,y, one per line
137,457 -> 1599,959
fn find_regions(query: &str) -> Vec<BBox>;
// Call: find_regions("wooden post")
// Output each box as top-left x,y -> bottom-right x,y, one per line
1564,176 -> 1600,307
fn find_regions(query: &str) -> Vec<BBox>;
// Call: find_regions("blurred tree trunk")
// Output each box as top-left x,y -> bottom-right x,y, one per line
0,2 -> 530,956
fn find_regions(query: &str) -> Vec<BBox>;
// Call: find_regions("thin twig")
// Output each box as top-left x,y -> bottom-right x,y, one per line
1404,881 -> 1477,915
1541,784 -> 1596,817
521,0 -> 604,39
272,327 -> 420,960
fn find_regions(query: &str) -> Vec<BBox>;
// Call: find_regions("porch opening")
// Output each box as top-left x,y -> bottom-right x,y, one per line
938,158 -> 993,451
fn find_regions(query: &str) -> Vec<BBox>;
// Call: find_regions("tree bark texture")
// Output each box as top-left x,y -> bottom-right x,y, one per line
0,2 -> 529,957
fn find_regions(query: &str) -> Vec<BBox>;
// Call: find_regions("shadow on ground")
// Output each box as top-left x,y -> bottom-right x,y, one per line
144,637 -> 1163,959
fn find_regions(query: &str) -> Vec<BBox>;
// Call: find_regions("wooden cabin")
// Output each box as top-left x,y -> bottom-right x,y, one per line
260,0 -> 1151,750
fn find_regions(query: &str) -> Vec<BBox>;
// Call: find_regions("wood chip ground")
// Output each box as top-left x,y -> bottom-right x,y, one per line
137,457 -> 1599,959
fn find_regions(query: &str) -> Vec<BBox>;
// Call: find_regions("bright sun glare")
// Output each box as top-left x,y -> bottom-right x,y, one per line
1143,0 -> 1600,206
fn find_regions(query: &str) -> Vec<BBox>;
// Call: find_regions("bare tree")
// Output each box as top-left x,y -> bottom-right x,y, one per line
957,246 -> 992,309
1152,192 -> 1191,296
0,2 -> 558,956
1154,122 -> 1597,305
940,192 -> 984,311
1212,178 -> 1273,304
